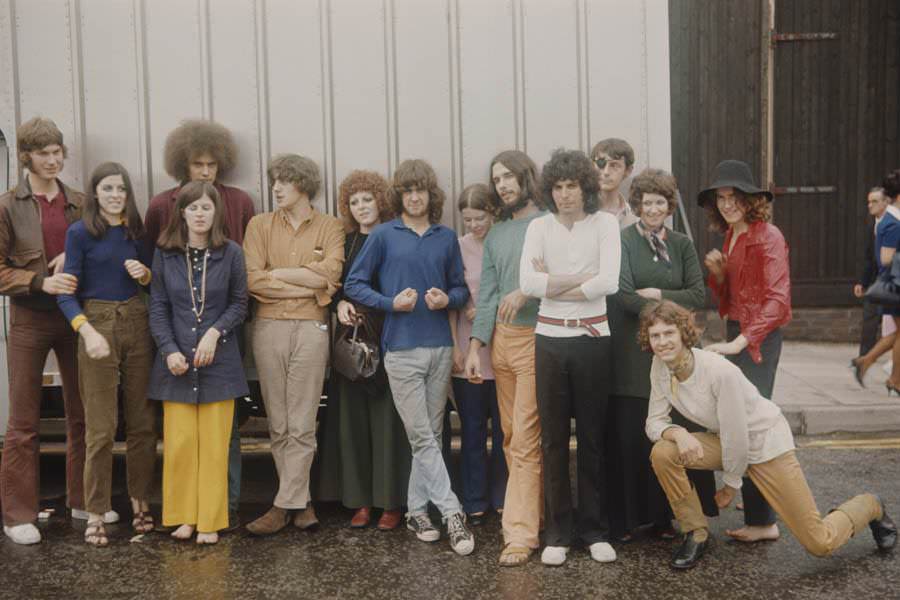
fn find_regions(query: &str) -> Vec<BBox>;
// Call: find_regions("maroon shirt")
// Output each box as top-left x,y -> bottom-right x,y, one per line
35,191 -> 68,261
143,182 -> 256,257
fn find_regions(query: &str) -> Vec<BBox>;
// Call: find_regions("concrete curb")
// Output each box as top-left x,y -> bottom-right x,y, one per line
782,405 -> 900,435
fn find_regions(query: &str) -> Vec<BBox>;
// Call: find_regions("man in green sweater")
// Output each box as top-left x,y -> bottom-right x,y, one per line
464,150 -> 544,566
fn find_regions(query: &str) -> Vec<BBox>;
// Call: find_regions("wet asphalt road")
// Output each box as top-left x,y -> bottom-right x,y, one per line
1,439 -> 898,600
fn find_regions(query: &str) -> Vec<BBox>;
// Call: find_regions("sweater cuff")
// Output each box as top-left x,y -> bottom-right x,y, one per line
30,273 -> 44,294
138,270 -> 152,286
70,314 -> 88,332
722,472 -> 744,490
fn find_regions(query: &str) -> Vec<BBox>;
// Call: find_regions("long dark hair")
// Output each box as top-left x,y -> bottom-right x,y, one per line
83,162 -> 144,240
157,181 -> 228,250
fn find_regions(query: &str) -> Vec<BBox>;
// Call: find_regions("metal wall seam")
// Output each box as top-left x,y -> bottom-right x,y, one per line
133,0 -> 153,199
576,0 -> 590,153
254,0 -> 270,211
639,0 -> 650,168
447,0 -> 463,227
199,0 -> 212,119
512,0 -> 526,152
68,0 -> 87,190
2,0 -> 20,188
320,0 -> 337,214
384,0 -> 399,179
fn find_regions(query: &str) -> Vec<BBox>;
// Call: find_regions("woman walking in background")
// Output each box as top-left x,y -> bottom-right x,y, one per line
58,162 -> 156,546
606,168 -> 715,542
316,170 -> 411,530
148,182 -> 249,544
700,159 -> 791,543
450,183 -> 508,526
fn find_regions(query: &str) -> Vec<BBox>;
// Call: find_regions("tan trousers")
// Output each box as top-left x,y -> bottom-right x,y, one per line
650,432 -> 882,557
252,318 -> 329,509
162,400 -> 233,533
78,297 -> 156,514
491,324 -> 543,548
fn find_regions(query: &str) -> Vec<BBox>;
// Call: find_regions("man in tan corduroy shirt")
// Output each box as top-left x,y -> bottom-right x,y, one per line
243,154 -> 344,536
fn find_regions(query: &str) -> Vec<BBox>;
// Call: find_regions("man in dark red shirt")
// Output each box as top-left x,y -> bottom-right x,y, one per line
144,119 -> 255,530
0,117 -> 91,544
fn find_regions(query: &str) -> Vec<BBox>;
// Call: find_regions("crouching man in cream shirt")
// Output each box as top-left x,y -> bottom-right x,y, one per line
642,300 -> 896,570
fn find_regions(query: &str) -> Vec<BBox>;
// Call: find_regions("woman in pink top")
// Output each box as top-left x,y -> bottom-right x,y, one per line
450,184 -> 508,526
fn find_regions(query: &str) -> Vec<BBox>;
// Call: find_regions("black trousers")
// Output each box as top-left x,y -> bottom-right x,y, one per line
536,334 -> 610,546
859,299 -> 881,357
726,321 -> 781,527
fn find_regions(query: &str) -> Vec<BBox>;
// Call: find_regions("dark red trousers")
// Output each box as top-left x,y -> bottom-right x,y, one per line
1,304 -> 85,525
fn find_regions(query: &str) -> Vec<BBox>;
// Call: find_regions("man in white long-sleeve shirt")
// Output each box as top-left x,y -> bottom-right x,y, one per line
519,148 -> 621,566
642,300 -> 896,570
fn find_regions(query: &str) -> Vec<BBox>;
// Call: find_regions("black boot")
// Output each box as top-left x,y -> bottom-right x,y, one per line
671,531 -> 709,570
870,496 -> 897,552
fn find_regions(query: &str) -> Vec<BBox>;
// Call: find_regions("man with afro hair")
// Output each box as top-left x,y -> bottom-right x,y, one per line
144,119 -> 256,531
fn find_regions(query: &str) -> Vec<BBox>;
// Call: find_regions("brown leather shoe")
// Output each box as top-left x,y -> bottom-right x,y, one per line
350,507 -> 371,528
377,509 -> 402,531
246,506 -> 290,536
293,505 -> 319,530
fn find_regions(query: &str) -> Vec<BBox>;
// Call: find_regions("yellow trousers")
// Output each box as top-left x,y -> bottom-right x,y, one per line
162,400 -> 234,533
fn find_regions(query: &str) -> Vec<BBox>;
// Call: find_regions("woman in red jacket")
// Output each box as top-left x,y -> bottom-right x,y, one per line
699,160 -> 792,544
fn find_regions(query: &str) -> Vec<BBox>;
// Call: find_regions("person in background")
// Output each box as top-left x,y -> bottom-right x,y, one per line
315,169 -> 410,531
606,167 -> 715,543
345,159 -> 475,556
701,159 -> 789,543
519,148 -> 620,566
464,150 -> 544,567
591,138 -> 638,230
144,119 -> 255,530
148,182 -> 249,544
852,188 -> 888,359
243,155 -> 344,536
449,183 -> 507,527
852,171 -> 900,392
0,117 -> 95,545
642,300 -> 896,570
58,162 -> 156,546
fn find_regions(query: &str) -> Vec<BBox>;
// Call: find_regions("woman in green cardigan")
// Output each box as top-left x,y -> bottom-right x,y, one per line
607,168 -> 714,541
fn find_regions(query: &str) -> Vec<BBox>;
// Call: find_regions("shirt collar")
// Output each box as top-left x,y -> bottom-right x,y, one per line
277,206 -> 318,227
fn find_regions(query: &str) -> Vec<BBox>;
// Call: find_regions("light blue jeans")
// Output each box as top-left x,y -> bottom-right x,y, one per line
384,346 -> 461,519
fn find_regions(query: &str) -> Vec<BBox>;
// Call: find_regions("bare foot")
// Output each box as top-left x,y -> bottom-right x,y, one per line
171,524 -> 195,540
725,523 -> 780,542
196,532 -> 218,545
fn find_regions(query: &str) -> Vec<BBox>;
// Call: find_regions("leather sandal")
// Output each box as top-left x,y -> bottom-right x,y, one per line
85,520 -> 109,547
499,544 -> 532,567
132,511 -> 154,534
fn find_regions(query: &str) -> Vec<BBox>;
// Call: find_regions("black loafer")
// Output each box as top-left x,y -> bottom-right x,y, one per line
870,496 -> 897,551
467,512 -> 485,527
222,511 -> 241,534
671,532 -> 708,570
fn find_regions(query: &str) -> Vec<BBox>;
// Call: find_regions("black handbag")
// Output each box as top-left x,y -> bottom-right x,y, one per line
865,252 -> 900,305
331,318 -> 380,381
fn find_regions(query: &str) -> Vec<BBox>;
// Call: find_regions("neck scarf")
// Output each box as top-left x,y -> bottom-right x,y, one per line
636,221 -> 670,265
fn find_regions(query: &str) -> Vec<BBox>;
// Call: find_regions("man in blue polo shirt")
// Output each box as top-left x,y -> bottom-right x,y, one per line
345,159 -> 475,556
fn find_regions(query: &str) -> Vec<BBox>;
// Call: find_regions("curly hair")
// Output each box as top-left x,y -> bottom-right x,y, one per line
163,119 -> 238,183
268,154 -> 321,199
337,170 -> 393,232
628,168 -> 678,216
883,169 -> 900,200
488,150 -> 540,217
590,137 -> 635,169
637,300 -> 701,353
83,162 -> 144,240
540,149 -> 600,214
387,159 -> 446,224
17,117 -> 67,170
704,189 -> 772,233
157,181 -> 228,250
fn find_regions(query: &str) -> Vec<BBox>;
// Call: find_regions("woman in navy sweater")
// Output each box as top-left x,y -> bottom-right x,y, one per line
148,181 -> 248,545
58,162 -> 156,546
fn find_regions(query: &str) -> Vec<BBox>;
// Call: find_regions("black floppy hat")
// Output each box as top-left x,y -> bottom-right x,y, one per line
697,160 -> 773,206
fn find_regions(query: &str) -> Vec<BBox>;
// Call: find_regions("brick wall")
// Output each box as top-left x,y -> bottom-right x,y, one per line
698,307 -> 865,343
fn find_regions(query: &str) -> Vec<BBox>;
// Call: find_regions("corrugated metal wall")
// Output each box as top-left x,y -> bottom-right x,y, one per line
0,0 -> 671,229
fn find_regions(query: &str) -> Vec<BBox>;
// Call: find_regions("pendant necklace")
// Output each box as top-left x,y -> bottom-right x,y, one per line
186,245 -> 209,321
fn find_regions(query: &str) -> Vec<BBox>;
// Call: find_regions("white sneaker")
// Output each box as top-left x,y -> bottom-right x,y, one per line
541,545 -> 569,566
4,523 -> 41,545
588,541 -> 617,563
71,509 -> 120,524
